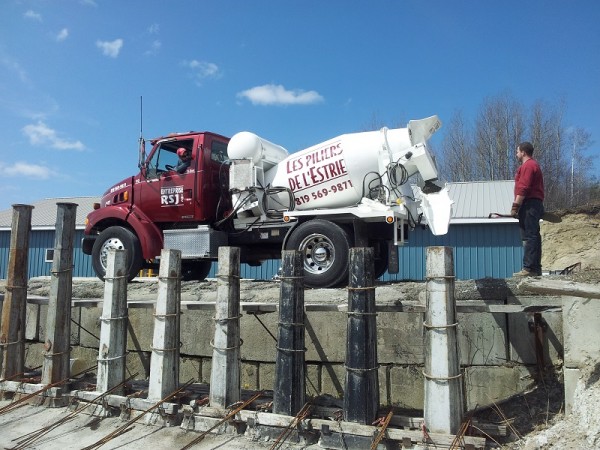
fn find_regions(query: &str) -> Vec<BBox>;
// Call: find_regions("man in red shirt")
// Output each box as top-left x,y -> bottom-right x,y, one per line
511,141 -> 545,276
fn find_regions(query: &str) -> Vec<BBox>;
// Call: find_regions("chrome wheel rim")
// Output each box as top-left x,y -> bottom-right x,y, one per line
298,233 -> 335,274
99,237 -> 125,271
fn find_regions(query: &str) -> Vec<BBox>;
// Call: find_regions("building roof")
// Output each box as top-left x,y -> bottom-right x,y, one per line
448,180 -> 515,223
0,180 -> 517,230
0,197 -> 100,230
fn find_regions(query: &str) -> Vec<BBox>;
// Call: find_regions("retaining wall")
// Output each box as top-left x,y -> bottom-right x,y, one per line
15,292 -> 564,412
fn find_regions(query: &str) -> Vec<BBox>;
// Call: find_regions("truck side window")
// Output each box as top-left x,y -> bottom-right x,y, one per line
146,139 -> 194,178
211,140 -> 228,163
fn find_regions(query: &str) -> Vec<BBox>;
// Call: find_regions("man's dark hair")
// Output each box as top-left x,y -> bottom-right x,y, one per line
518,141 -> 534,156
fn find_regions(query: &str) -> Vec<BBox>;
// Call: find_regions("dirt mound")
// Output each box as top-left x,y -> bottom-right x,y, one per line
541,208 -> 600,272
515,365 -> 600,449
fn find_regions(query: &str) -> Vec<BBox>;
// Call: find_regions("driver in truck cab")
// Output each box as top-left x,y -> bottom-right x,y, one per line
174,147 -> 192,174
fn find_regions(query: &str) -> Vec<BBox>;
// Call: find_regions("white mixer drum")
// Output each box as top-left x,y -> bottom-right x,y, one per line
267,128 -> 414,210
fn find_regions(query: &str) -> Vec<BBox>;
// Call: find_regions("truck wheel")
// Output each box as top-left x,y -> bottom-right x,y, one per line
181,261 -> 212,281
91,226 -> 144,282
286,219 -> 351,288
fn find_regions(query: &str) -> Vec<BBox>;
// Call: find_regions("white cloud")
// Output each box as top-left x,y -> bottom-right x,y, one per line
0,161 -> 54,179
96,39 -> 123,58
24,10 -> 42,21
182,60 -> 221,85
56,28 -> 69,42
80,0 -> 98,6
237,84 -> 324,106
22,121 -> 85,151
148,23 -> 160,34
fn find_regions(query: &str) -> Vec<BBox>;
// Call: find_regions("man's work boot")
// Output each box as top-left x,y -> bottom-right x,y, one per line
513,269 -> 539,277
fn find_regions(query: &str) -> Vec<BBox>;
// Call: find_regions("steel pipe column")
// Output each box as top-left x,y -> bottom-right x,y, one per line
343,247 -> 379,424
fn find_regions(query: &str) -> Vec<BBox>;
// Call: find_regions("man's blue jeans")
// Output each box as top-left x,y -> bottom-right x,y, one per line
518,198 -> 544,274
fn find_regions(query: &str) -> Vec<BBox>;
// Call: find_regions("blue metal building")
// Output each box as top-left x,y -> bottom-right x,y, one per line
0,181 -> 522,281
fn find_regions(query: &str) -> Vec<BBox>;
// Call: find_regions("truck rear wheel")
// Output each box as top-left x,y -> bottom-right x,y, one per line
91,226 -> 144,282
286,219 -> 351,288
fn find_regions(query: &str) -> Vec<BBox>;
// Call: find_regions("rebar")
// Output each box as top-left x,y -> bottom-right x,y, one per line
8,372 -> 139,450
270,401 -> 312,450
81,378 -> 195,450
180,390 -> 264,450
370,409 -> 394,450
449,414 -> 472,450
0,364 -> 97,416
492,400 -> 522,441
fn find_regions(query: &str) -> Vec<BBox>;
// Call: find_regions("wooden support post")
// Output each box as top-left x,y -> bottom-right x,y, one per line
0,204 -> 33,380
147,249 -> 181,401
42,203 -> 77,385
344,247 -> 379,424
273,250 -> 305,416
96,249 -> 128,394
209,247 -> 241,409
423,246 -> 464,434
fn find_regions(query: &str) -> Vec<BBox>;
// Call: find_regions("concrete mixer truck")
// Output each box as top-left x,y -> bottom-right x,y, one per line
82,115 -> 452,288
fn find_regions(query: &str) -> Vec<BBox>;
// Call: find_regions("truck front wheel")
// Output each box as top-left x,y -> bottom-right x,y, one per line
286,219 -> 351,288
91,226 -> 144,282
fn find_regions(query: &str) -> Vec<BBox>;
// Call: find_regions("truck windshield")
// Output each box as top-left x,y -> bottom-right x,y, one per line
146,139 -> 194,178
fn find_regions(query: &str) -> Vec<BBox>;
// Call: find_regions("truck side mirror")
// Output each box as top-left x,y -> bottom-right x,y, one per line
138,138 -> 147,170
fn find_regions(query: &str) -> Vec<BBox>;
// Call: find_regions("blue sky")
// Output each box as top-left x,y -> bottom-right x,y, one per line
1,0 -> 599,212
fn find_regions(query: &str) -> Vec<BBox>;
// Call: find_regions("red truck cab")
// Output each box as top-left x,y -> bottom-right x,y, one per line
82,131 -> 231,280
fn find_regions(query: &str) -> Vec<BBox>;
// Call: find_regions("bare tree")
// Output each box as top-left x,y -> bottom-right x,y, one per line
440,110 -> 475,181
439,94 -> 598,209
528,99 -> 569,210
567,127 -> 595,206
474,93 -> 525,180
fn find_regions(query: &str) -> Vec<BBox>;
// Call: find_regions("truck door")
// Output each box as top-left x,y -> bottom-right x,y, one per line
197,134 -> 230,222
136,138 -> 197,223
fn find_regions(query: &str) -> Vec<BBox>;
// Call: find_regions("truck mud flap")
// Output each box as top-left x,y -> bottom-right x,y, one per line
388,241 -> 399,274
81,236 -> 96,255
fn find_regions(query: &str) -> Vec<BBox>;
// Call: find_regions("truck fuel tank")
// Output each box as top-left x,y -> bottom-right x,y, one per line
227,131 -> 289,169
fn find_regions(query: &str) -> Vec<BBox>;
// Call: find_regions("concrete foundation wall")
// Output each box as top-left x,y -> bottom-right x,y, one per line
562,295 -> 600,414
18,297 -> 564,412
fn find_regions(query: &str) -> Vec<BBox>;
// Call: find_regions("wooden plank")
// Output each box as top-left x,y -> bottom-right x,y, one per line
311,404 -> 423,429
72,390 -> 178,414
518,278 -> 600,299
23,298 -> 564,314
0,381 -> 63,397
506,295 -> 563,306
304,303 -> 341,312
52,298 -> 567,313
237,410 -> 487,448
